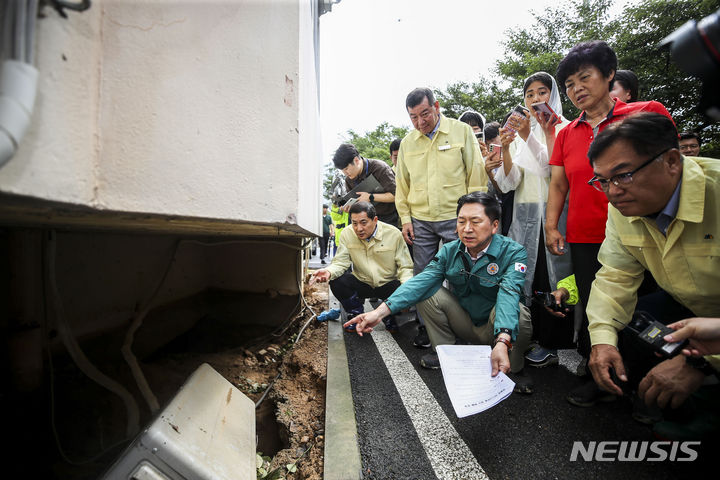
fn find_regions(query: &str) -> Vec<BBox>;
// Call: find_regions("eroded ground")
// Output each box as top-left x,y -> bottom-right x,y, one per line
6,282 -> 329,479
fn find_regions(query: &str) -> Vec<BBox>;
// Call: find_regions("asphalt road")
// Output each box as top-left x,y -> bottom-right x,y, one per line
343,313 -> 713,480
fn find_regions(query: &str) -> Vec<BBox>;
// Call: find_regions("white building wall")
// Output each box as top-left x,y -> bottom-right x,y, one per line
0,0 -> 322,236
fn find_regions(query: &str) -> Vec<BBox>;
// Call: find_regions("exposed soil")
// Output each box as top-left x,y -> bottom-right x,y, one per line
144,280 -> 330,480
3,281 -> 329,479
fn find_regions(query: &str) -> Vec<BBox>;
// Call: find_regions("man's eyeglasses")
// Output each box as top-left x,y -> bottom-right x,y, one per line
679,144 -> 699,152
410,108 -> 435,121
587,147 -> 672,192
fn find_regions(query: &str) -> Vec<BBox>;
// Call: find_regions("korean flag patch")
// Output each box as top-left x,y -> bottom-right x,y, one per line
514,262 -> 527,274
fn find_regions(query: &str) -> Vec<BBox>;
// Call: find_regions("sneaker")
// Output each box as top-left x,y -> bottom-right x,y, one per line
343,313 -> 358,332
566,380 -> 617,407
509,369 -> 534,394
413,325 -> 431,348
383,315 -> 398,334
525,346 -> 559,367
420,352 -> 440,369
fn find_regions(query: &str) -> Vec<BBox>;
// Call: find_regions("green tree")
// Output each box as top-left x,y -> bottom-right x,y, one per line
435,0 -> 720,156
436,78 -> 516,125
612,0 -> 720,156
322,162 -> 336,203
322,122 -> 409,203
344,122 -> 409,166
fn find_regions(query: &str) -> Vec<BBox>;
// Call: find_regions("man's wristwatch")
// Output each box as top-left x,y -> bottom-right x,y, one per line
369,193 -> 375,202
686,356 -> 718,378
493,337 -> 512,351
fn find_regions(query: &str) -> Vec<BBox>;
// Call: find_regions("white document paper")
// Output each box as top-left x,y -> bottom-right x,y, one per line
436,344 -> 515,418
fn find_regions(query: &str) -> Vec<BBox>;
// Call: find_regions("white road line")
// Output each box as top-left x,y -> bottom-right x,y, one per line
371,325 -> 489,480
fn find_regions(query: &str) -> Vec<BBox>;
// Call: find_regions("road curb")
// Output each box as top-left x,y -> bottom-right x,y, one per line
323,294 -> 362,480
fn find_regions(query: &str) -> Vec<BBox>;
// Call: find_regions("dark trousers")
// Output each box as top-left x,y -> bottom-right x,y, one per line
319,234 -> 330,259
532,230 -> 575,349
569,242 -> 602,358
329,272 -> 401,304
499,190 -> 515,236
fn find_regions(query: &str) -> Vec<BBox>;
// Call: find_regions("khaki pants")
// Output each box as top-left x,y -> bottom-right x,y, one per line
417,287 -> 533,372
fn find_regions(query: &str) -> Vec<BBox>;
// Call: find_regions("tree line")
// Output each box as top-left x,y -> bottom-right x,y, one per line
325,0 -> 719,199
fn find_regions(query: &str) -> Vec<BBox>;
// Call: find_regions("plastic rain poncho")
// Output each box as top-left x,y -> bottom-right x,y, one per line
493,73 -> 574,304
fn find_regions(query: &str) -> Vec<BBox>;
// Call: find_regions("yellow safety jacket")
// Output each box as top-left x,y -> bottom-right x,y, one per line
330,205 -> 349,246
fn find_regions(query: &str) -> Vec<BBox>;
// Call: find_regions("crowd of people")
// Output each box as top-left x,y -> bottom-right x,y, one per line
311,39 -> 719,442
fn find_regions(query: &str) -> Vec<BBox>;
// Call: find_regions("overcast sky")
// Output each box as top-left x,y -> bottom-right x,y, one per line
319,0 -> 630,162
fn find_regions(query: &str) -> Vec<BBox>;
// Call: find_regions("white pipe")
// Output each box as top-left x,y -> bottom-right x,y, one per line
0,59 -> 38,167
47,231 -> 140,438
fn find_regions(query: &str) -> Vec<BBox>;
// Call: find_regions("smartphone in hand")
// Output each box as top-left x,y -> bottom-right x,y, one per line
503,105 -> 530,133
531,101 -> 556,122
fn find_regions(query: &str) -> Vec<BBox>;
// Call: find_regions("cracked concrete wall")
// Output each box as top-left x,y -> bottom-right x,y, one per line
0,0 -> 322,236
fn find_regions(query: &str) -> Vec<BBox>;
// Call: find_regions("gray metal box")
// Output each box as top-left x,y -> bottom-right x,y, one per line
102,363 -> 255,480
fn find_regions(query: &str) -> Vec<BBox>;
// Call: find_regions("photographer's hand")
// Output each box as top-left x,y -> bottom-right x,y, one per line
589,344 -> 627,396
516,110 -> 532,142
483,149 -> 502,177
536,110 -> 560,139
664,317 -> 720,356
544,225 -> 566,256
545,288 -> 570,318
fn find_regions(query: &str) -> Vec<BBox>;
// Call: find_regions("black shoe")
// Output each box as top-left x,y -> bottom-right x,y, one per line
413,325 -> 431,348
383,315 -> 399,334
566,380 -> 617,407
321,259 -> 326,264
420,352 -> 440,369
510,369 -> 534,394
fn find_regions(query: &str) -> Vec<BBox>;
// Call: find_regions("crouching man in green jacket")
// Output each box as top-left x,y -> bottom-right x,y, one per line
345,192 -> 534,393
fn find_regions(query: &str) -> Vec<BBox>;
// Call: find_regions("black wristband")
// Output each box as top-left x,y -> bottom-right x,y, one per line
496,328 -> 512,338
369,193 -> 375,202
686,356 -> 718,377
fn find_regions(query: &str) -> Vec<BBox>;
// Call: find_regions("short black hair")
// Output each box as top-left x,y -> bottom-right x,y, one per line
348,201 -> 376,221
556,40 -> 617,95
322,203 -> 328,208
333,143 -> 359,169
679,131 -> 702,147
389,138 -> 402,153
523,72 -> 553,96
484,121 -> 501,142
458,111 -> 484,129
587,112 -> 679,166
613,70 -> 639,102
456,191 -> 501,222
406,87 -> 436,110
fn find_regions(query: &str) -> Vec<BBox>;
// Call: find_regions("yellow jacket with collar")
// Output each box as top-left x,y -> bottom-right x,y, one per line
326,220 -> 413,287
395,115 -> 487,224
587,156 -> 720,369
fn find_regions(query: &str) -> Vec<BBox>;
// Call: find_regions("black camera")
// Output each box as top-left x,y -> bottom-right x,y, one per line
533,291 -> 565,313
622,311 -> 688,359
659,8 -> 720,121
